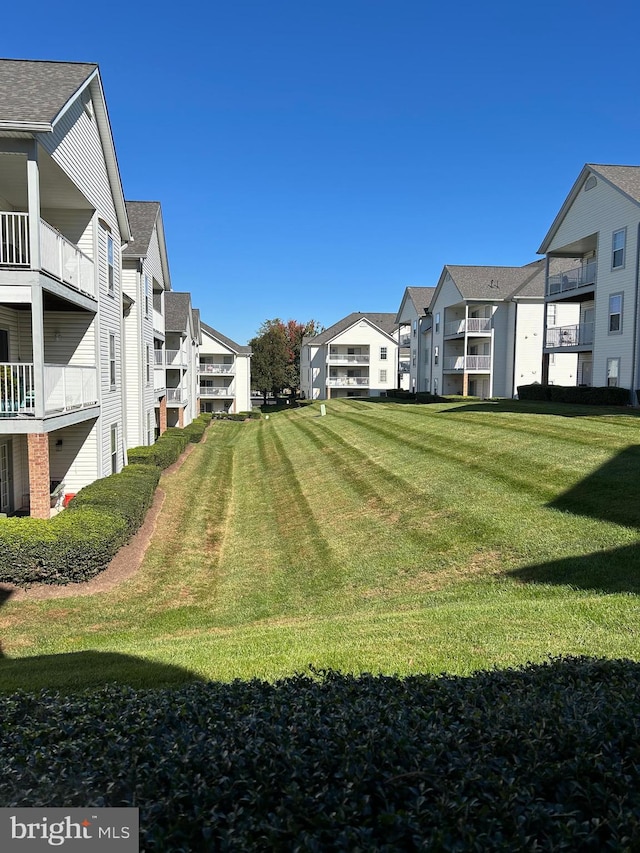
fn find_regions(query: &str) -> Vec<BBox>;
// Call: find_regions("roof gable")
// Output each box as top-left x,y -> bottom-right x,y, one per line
200,321 -> 251,354
395,286 -> 436,323
306,312 -> 398,346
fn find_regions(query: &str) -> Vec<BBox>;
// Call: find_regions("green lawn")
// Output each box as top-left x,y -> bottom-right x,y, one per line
2,398 -> 640,692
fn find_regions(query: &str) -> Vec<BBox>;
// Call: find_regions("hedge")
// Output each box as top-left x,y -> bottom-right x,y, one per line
0,465 -> 160,586
518,383 -> 631,405
1,657 -> 640,849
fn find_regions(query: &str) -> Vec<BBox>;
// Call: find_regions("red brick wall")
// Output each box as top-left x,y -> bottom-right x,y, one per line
27,432 -> 50,519
159,396 -> 167,435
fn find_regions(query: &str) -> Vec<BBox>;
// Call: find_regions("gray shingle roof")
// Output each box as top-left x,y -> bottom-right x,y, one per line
164,292 -> 193,333
201,321 -> 252,354
123,202 -> 161,257
304,312 -> 399,346
0,59 -> 97,126
588,164 -> 640,205
443,263 -> 543,301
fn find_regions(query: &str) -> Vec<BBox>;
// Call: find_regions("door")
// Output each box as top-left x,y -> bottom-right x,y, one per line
580,360 -> 593,386
0,440 -> 13,514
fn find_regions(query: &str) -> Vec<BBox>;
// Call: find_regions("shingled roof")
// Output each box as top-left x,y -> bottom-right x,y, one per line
0,59 -> 97,128
201,321 -> 252,354
123,202 -> 161,257
304,312 -> 398,346
442,262 -> 543,301
164,292 -> 193,333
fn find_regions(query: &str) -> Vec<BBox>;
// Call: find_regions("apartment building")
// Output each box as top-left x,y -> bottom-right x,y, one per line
163,292 -> 200,428
425,262 -> 548,398
0,59 -> 131,518
122,201 -> 171,446
539,164 -> 640,396
300,312 -> 399,400
395,287 -> 436,392
199,322 -> 252,414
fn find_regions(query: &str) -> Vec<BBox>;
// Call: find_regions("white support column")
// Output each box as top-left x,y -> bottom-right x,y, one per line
26,141 -> 40,270
31,281 -> 45,419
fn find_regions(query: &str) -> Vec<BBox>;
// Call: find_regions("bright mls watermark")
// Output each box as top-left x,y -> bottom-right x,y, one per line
0,809 -> 138,851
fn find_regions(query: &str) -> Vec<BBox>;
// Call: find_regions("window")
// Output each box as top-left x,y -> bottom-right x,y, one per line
612,229 -> 626,269
380,346 -> 387,360
110,423 -> 118,474
435,313 -> 440,333
147,411 -> 153,446
609,293 -> 623,333
144,275 -> 150,317
607,358 -> 620,387
434,345 -> 439,365
109,333 -> 116,388
412,350 -> 416,367
413,320 -> 417,337
146,345 -> 151,384
379,369 -> 387,383
107,234 -> 114,294
0,329 -> 8,361
547,305 -> 557,326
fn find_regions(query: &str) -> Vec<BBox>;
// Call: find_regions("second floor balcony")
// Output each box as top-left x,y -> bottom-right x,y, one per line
199,362 -> 235,375
443,355 -> 491,372
445,318 -> 492,336
0,212 -> 95,298
0,362 -> 97,418
200,386 -> 234,397
328,351 -> 370,364
545,322 -> 594,349
327,376 -> 370,387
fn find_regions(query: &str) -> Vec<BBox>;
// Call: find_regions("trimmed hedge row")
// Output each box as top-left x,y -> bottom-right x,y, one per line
518,383 -> 631,405
0,465 -> 160,585
128,415 -> 210,468
1,657 -> 640,849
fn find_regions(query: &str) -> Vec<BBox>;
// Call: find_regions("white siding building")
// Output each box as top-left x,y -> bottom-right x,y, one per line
395,287 -> 436,392
199,322 -> 252,414
539,163 -> 640,397
0,60 -> 131,517
301,312 -> 399,401
163,292 -> 200,428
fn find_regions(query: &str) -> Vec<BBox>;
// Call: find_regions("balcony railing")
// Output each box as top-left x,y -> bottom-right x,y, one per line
199,363 -> 235,375
327,376 -> 370,387
545,322 -> 594,348
443,356 -> 491,371
445,318 -> 492,336
0,212 -> 95,298
328,354 -> 370,364
165,349 -> 186,367
0,362 -> 97,417
546,260 -> 597,297
200,386 -> 234,396
166,388 -> 184,403
154,349 -> 164,365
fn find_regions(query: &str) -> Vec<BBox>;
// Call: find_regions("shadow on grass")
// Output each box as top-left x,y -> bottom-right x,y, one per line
438,400 -> 640,418
509,445 -> 640,594
0,649 -> 204,694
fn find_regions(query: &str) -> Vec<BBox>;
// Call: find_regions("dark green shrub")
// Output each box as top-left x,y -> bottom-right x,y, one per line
2,657 -> 640,849
518,384 -> 630,405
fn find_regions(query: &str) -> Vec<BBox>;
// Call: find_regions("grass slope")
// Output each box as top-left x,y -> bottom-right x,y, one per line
2,399 -> 640,691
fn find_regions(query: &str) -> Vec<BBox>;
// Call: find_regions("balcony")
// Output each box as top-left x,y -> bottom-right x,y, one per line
443,356 -> 491,372
546,260 -> 597,297
165,349 -> 186,368
200,386 -> 234,397
399,333 -> 411,347
0,212 -> 95,298
445,318 -> 492,336
327,354 -> 370,364
199,362 -> 235,375
545,322 -> 594,349
166,388 -> 184,404
0,362 -> 97,417
327,376 -> 370,387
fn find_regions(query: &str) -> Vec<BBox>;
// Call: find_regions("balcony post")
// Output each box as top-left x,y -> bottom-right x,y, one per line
27,433 -> 50,519
26,140 -> 41,270
31,282 -> 45,419
159,395 -> 167,434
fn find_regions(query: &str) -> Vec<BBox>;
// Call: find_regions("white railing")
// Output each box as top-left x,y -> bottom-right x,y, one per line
546,260 -> 597,296
154,349 -> 164,365
166,388 -> 183,403
43,364 -> 97,413
0,363 -> 35,415
154,367 -> 166,393
200,386 -> 234,396
443,356 -> 491,371
445,318 -> 492,335
0,212 -> 29,266
327,376 -> 370,386
199,363 -> 235,374
545,322 -> 594,348
40,220 -> 94,297
328,354 -> 370,364
152,308 -> 164,332
165,349 -> 185,367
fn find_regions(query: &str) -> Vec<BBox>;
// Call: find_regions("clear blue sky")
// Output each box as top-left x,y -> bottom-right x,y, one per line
5,0 -> 640,344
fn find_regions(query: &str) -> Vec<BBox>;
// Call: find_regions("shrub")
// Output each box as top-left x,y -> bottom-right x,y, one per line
518,384 -> 630,405
2,657 -> 640,849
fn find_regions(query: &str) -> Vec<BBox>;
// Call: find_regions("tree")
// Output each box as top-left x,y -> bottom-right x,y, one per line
250,318 -> 324,404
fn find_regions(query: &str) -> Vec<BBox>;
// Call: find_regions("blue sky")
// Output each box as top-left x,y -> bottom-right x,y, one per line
4,0 -> 640,343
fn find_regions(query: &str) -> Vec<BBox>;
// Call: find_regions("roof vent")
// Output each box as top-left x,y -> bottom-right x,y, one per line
584,175 -> 597,191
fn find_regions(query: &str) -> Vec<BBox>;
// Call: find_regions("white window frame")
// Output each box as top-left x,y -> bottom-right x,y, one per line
109,332 -> 116,389
379,368 -> 387,383
607,357 -> 620,387
380,346 -> 387,361
107,234 -> 114,295
146,344 -> 151,384
546,304 -> 557,326
434,345 -> 439,365
609,293 -> 623,334
435,313 -> 440,333
144,275 -> 150,317
612,228 -> 626,270
110,423 -> 118,474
